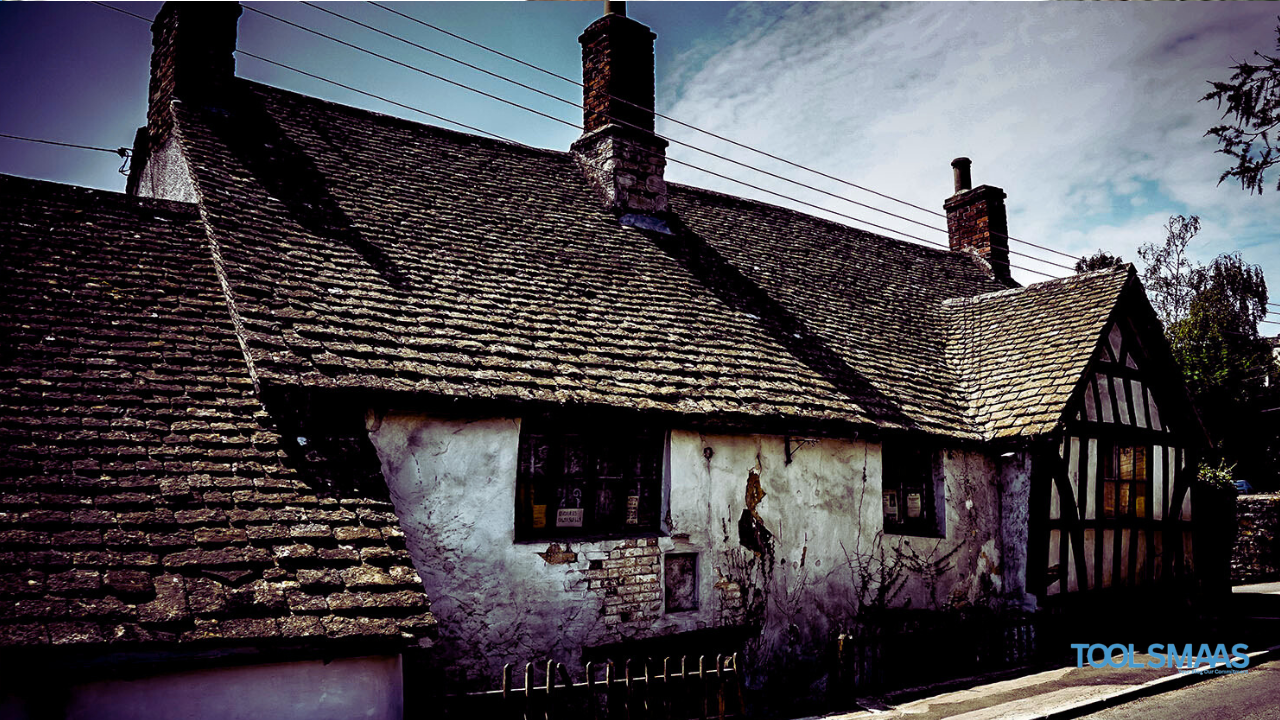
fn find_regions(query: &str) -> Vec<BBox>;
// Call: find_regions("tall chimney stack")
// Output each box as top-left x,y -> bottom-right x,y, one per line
145,2 -> 242,149
130,3 -> 241,200
944,158 -> 1012,283
570,4 -> 668,217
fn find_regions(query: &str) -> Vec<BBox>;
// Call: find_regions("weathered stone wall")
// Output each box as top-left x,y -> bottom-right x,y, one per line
1233,493 -> 1280,584
366,411 -> 1033,690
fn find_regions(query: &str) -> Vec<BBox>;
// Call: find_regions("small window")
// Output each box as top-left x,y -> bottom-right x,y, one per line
515,415 -> 663,540
1102,442 -> 1148,518
882,440 -> 942,537
664,553 -> 698,613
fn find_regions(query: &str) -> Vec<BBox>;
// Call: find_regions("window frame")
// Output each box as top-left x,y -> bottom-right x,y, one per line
514,413 -> 666,542
1100,440 -> 1150,519
881,440 -> 944,538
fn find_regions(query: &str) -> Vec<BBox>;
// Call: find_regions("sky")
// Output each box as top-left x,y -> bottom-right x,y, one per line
0,1 -> 1277,310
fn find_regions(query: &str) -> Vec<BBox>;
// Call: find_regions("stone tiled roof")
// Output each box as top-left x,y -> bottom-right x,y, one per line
945,267 -> 1133,438
0,175 -> 435,655
172,80 -> 1042,439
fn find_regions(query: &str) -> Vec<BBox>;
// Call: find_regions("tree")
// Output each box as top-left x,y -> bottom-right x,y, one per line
1202,21 -> 1280,195
1139,218 -> 1278,486
1074,250 -> 1125,273
1138,215 -> 1200,329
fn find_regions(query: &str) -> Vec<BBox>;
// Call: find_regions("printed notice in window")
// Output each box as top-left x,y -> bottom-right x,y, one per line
906,492 -> 922,519
557,508 -> 585,527
883,490 -> 899,522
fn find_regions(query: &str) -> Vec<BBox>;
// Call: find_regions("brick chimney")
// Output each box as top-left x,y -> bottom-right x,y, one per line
129,2 -> 240,199
943,158 -> 1012,283
146,2 -> 242,148
570,2 -> 669,218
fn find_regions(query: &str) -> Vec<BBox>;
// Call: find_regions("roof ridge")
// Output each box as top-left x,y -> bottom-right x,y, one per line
942,264 -> 1131,306
234,77 -> 574,163
0,172 -> 199,216
668,180 -> 967,264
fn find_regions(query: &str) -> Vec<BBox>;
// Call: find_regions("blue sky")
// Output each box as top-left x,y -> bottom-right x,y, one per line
1,2 -> 1277,311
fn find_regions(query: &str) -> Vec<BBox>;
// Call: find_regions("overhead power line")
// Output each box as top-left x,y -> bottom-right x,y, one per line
239,8 -> 1059,278
368,1 -> 1082,265
0,131 -> 133,175
297,2 -> 1076,274
94,1 -> 1071,277
84,3 -> 1280,320
0,132 -> 129,157
242,4 -> 1064,277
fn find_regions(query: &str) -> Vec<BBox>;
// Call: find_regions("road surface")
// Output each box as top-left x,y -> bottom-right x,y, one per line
1078,657 -> 1280,720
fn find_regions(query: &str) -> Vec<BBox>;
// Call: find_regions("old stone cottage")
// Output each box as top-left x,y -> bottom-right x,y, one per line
1,2 -> 1211,714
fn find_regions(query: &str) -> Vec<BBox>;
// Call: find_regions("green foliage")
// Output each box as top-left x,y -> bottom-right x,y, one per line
1202,21 -> 1280,195
1074,250 -> 1125,274
1140,218 -> 1278,487
1196,462 -> 1236,493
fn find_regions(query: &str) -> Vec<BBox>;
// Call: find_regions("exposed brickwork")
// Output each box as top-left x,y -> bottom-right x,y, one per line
714,575 -> 745,626
583,538 -> 662,627
578,14 -> 656,135
944,185 -> 1011,283
1232,494 -> 1280,584
146,3 -> 240,148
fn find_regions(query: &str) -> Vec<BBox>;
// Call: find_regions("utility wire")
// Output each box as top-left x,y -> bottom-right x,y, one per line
236,51 -> 508,142
84,3 -> 1280,321
0,131 -> 133,174
91,1 -> 149,24
301,2 -> 1076,274
369,0 -> 1082,264
96,0 -> 1070,277
0,132 -> 129,157
244,4 -> 1060,278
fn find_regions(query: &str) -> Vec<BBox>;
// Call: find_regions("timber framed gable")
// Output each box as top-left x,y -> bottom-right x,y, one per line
1034,282 -> 1205,601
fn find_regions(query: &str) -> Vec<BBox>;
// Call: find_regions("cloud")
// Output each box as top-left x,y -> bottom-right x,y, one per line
659,2 -> 1280,293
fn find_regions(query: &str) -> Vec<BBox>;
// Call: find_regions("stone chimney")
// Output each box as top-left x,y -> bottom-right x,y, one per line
570,2 -> 669,218
943,158 -> 1011,283
146,2 -> 242,149
130,2 -> 240,200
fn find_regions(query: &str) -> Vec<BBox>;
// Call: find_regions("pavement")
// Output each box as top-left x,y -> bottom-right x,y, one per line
794,581 -> 1280,720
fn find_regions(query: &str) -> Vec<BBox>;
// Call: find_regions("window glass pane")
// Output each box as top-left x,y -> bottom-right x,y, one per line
1119,446 -> 1134,481
882,441 -> 938,536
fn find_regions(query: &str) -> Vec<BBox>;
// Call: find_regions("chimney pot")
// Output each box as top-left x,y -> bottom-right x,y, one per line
951,157 -> 972,194
605,1 -> 627,17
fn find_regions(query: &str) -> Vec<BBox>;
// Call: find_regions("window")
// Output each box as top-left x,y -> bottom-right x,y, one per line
515,415 -> 663,540
664,553 -> 698,613
882,441 -> 942,537
1102,442 -> 1148,518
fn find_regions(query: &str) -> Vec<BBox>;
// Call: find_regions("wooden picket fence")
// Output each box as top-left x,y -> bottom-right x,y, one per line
437,654 -> 746,719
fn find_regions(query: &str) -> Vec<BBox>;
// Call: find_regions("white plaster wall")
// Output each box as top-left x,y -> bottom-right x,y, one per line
6,655 -> 403,720
367,411 -> 1032,688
